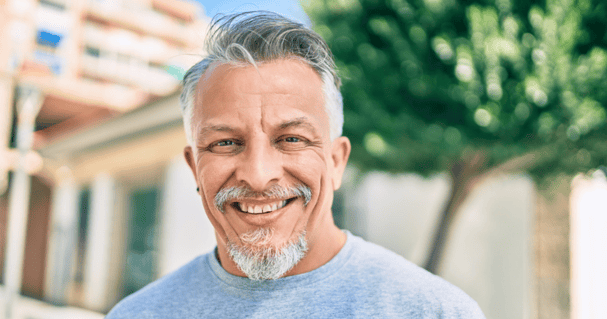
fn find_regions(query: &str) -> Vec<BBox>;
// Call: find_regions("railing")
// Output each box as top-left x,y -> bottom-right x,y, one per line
84,1 -> 197,47
80,54 -> 179,96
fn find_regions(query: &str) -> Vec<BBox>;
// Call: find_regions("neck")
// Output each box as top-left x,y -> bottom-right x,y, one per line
284,223 -> 346,276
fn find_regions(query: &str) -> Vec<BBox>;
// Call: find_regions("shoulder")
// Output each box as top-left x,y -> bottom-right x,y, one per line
105,254 -> 209,319
343,235 -> 485,318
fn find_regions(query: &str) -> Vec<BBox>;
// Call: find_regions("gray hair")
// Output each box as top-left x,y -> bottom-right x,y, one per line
179,11 -> 343,144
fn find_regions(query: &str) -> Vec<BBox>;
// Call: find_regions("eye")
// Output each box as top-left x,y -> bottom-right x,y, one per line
216,140 -> 235,146
276,135 -> 309,151
206,139 -> 243,154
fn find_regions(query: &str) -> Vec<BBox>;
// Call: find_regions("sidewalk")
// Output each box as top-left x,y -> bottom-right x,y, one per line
0,287 -> 104,319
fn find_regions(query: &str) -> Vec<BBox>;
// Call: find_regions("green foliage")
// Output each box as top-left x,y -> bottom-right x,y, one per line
304,0 -> 607,177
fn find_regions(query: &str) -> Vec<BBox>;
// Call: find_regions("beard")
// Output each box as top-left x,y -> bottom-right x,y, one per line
227,228 -> 308,281
213,183 -> 313,280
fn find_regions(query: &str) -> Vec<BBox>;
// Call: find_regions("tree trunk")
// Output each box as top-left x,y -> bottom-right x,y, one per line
423,152 -> 486,273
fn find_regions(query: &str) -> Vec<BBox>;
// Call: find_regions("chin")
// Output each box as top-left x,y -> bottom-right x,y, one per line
227,229 -> 308,280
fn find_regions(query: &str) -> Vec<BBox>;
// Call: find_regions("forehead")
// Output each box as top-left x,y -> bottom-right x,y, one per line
193,59 -> 328,128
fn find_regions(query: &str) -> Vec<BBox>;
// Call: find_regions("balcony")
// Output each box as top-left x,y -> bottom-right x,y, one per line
79,53 -> 180,96
82,22 -> 181,65
84,1 -> 201,47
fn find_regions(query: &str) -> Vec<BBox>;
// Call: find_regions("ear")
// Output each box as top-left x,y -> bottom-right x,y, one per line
329,136 -> 351,190
184,146 -> 199,186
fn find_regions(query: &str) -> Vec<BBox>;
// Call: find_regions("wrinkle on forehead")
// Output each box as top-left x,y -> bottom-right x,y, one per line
193,59 -> 329,140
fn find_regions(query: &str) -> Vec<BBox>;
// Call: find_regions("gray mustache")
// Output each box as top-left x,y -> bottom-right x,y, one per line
214,184 -> 312,213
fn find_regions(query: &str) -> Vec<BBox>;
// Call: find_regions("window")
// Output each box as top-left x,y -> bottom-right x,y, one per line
74,189 -> 91,285
85,46 -> 100,58
123,188 -> 159,297
39,0 -> 66,11
36,30 -> 62,48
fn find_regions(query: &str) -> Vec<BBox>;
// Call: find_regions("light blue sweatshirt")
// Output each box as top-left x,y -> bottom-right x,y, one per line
106,231 -> 485,318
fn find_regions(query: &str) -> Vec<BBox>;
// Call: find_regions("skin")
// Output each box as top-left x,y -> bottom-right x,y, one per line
184,59 -> 351,278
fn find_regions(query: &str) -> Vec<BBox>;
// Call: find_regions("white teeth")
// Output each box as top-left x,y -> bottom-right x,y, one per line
278,200 -> 287,209
237,200 -> 290,214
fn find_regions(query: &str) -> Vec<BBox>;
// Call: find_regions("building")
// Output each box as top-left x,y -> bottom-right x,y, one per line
0,0 -> 207,314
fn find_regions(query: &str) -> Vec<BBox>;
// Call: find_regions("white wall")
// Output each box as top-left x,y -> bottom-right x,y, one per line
343,171 -> 450,265
158,156 -> 217,276
570,170 -> 607,319
82,173 -> 116,312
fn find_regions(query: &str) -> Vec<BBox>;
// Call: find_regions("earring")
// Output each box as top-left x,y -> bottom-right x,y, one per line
196,187 -> 200,192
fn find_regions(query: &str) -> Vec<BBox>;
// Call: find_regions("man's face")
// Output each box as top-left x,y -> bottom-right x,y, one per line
184,59 -> 350,278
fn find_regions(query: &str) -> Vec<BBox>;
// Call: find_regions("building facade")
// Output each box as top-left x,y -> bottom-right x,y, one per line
0,0 -> 207,314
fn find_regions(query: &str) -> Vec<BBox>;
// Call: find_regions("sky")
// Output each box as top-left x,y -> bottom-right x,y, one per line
192,0 -> 310,25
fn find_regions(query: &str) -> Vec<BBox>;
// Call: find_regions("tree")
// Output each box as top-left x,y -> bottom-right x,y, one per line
304,0 -> 607,273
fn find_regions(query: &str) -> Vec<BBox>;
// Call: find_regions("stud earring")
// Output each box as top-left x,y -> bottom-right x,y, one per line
196,187 -> 200,192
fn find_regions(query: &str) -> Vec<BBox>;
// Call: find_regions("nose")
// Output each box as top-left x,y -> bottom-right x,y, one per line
235,137 -> 282,191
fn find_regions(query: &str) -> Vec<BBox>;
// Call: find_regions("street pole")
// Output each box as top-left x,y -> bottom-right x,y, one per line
2,86 -> 42,319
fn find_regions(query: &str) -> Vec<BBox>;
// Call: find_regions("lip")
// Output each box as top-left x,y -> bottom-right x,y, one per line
230,197 -> 298,226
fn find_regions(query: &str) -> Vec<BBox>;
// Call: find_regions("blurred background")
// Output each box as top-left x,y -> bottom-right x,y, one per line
0,0 -> 605,318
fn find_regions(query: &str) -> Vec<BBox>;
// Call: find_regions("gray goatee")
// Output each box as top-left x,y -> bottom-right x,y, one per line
227,228 -> 308,281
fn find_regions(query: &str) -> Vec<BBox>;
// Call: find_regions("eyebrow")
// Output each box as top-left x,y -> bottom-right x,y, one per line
278,117 -> 318,135
197,125 -> 237,139
197,117 -> 319,140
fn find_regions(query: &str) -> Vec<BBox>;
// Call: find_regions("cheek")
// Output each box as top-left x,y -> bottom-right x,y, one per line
198,158 -> 235,197
283,151 -> 329,187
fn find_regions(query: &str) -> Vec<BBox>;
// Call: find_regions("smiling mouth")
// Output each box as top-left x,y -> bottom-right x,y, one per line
232,198 -> 297,214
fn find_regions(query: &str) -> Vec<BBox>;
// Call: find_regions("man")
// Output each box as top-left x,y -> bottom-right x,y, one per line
106,11 -> 485,318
